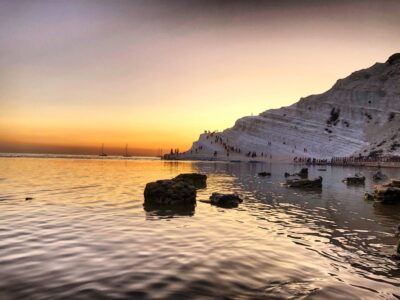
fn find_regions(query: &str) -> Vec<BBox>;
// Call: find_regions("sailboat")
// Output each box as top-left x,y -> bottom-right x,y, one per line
123,144 -> 131,157
99,143 -> 108,157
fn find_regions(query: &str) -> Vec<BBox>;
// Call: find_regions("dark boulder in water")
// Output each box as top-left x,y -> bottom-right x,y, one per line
173,173 -> 207,189
342,173 -> 365,185
373,182 -> 400,204
258,172 -> 271,177
208,193 -> 243,208
144,179 -> 196,205
284,172 -> 291,178
284,176 -> 322,189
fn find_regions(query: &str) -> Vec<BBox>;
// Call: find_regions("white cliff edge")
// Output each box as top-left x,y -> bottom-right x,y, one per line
176,53 -> 400,162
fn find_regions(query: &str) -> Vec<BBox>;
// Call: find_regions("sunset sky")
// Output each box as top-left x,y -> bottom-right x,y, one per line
1,0 -> 399,155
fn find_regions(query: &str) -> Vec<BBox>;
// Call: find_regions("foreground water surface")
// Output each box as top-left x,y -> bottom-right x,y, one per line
0,157 -> 399,299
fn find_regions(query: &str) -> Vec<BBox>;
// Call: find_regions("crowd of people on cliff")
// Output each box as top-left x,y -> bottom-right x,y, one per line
294,155 -> 400,165
331,156 -> 400,164
204,131 -> 241,157
166,130 -> 400,163
293,157 -> 329,165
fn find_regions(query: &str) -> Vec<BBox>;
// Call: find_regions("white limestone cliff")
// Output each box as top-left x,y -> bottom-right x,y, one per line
180,54 -> 400,161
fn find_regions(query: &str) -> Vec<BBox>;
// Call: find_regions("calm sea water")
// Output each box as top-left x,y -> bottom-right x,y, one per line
0,156 -> 399,300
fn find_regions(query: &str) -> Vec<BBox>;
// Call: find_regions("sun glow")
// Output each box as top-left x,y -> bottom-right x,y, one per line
1,0 -> 399,155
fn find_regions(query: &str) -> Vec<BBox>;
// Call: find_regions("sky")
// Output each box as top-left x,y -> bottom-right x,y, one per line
0,0 -> 399,156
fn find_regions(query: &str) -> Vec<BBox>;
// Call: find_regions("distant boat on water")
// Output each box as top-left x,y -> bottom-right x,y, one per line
99,144 -> 108,157
123,144 -> 131,157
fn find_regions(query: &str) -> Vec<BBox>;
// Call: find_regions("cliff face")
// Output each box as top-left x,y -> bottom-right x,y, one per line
184,54 -> 400,161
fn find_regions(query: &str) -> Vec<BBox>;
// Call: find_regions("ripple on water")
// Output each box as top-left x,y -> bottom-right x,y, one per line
0,158 -> 399,299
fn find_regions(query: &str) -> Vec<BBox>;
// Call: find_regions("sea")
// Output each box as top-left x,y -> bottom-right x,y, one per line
0,154 -> 399,299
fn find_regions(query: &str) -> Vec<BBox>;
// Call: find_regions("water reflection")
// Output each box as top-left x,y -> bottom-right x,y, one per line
194,162 -> 400,285
143,202 -> 196,219
0,157 -> 399,299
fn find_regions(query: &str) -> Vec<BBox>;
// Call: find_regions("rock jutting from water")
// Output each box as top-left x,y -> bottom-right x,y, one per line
258,172 -> 271,177
143,173 -> 207,205
372,179 -> 400,204
208,193 -> 243,208
173,173 -> 207,189
284,176 -> 323,188
342,173 -> 366,185
144,179 -> 196,205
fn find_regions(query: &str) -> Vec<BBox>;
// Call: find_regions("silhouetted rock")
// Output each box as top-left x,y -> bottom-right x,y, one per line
284,172 -> 291,178
208,193 -> 243,208
342,173 -> 365,185
144,179 -> 196,205
284,176 -> 322,188
173,173 -> 207,189
258,172 -> 271,177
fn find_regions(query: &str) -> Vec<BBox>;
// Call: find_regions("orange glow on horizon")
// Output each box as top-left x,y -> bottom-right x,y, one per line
1,1 -> 399,155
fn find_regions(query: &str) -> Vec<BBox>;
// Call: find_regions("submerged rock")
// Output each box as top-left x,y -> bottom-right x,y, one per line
144,179 -> 196,205
208,193 -> 243,208
342,173 -> 365,185
173,173 -> 207,189
258,172 -> 271,177
284,176 -> 322,188
373,170 -> 388,181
